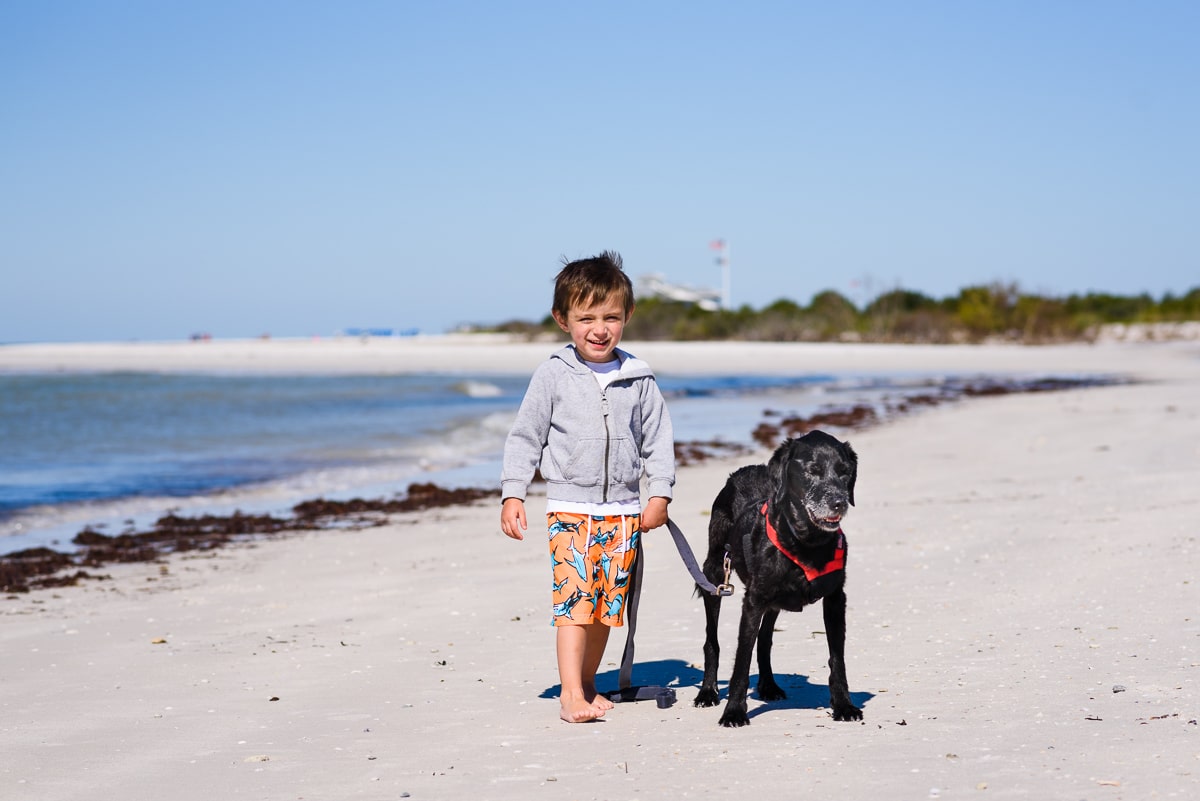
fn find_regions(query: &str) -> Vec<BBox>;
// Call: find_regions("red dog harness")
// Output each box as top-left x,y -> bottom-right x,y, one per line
761,501 -> 845,581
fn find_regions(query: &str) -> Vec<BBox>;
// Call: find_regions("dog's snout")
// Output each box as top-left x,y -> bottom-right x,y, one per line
816,486 -> 848,511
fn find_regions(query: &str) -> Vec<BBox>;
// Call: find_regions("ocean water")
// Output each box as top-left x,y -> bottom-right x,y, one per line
2,369 -> 885,552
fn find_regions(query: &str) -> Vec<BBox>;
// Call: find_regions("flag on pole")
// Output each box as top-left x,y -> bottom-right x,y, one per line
709,239 -> 726,251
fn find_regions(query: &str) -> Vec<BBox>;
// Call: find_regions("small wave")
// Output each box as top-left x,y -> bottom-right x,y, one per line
453,380 -> 504,398
0,413 -> 515,553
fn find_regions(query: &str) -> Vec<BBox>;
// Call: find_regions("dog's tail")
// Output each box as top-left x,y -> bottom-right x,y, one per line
694,481 -> 737,598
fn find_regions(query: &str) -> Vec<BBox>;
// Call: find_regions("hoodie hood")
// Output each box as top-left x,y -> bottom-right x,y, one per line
551,345 -> 655,381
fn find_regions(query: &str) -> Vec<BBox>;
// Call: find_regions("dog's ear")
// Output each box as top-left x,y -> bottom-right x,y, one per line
766,439 -> 790,485
767,438 -> 796,506
841,440 -> 858,506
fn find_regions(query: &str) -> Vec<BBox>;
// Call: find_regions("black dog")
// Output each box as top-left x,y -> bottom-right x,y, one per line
695,429 -> 863,727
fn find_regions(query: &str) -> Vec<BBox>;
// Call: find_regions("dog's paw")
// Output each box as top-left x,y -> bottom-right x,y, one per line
831,703 -> 863,722
756,680 -> 787,702
694,687 -> 721,708
718,706 -> 751,727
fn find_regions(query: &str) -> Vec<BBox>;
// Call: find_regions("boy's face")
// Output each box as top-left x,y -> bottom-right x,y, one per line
553,297 -> 632,363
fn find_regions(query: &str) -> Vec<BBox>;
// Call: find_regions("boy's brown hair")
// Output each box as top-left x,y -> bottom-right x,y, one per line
552,251 -> 635,319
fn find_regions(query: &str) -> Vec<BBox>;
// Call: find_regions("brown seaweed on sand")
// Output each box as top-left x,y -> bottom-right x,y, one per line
1,482 -> 499,595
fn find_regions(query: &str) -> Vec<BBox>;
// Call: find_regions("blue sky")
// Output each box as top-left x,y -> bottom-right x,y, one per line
2,1 -> 1197,343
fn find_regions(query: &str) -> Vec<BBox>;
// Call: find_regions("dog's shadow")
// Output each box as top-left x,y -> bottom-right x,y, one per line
742,674 -> 875,720
539,659 -> 875,717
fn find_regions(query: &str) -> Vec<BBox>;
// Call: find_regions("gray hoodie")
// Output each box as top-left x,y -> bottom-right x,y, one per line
501,345 -> 675,506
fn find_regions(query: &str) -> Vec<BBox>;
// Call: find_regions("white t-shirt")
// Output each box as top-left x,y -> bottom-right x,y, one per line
583,356 -> 622,389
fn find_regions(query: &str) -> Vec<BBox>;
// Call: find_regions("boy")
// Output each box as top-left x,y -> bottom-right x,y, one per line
500,251 -> 675,723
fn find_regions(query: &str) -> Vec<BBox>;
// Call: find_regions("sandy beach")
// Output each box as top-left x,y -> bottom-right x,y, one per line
1,333 -> 1191,380
2,338 -> 1198,800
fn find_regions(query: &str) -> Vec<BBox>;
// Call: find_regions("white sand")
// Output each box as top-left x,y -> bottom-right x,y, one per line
1,334 -> 1191,380
2,339 -> 1198,800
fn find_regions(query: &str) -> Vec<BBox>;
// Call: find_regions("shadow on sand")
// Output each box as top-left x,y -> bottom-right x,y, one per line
539,657 -> 874,719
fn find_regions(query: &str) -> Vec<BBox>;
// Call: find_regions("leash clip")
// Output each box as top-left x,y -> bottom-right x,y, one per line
716,552 -> 735,596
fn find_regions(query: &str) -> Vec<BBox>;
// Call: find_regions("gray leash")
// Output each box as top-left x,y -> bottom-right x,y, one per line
664,518 -> 734,598
610,519 -> 734,706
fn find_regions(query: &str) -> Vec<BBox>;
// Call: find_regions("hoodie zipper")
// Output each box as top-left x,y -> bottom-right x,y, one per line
600,390 -> 611,503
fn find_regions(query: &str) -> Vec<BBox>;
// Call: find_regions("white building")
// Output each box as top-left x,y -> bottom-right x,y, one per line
637,274 -> 722,311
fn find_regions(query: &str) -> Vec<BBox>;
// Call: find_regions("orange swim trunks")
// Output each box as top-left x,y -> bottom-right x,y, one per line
547,511 -> 641,627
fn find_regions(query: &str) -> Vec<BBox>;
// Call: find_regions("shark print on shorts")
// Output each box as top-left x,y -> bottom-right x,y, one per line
547,511 -> 641,627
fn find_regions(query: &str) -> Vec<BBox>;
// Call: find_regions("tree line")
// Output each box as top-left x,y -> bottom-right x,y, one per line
486,283 -> 1200,344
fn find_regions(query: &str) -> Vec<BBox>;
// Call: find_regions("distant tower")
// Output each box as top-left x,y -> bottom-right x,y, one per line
710,239 -> 730,309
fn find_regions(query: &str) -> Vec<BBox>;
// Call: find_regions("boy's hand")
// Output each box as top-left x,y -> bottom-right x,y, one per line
640,496 -> 669,531
500,497 -> 527,540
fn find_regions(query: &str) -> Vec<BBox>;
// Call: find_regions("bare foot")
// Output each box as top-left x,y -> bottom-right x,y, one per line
586,687 -> 615,712
560,692 -> 604,723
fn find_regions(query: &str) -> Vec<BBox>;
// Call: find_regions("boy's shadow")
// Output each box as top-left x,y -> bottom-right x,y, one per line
538,658 -> 702,700
539,659 -> 875,718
